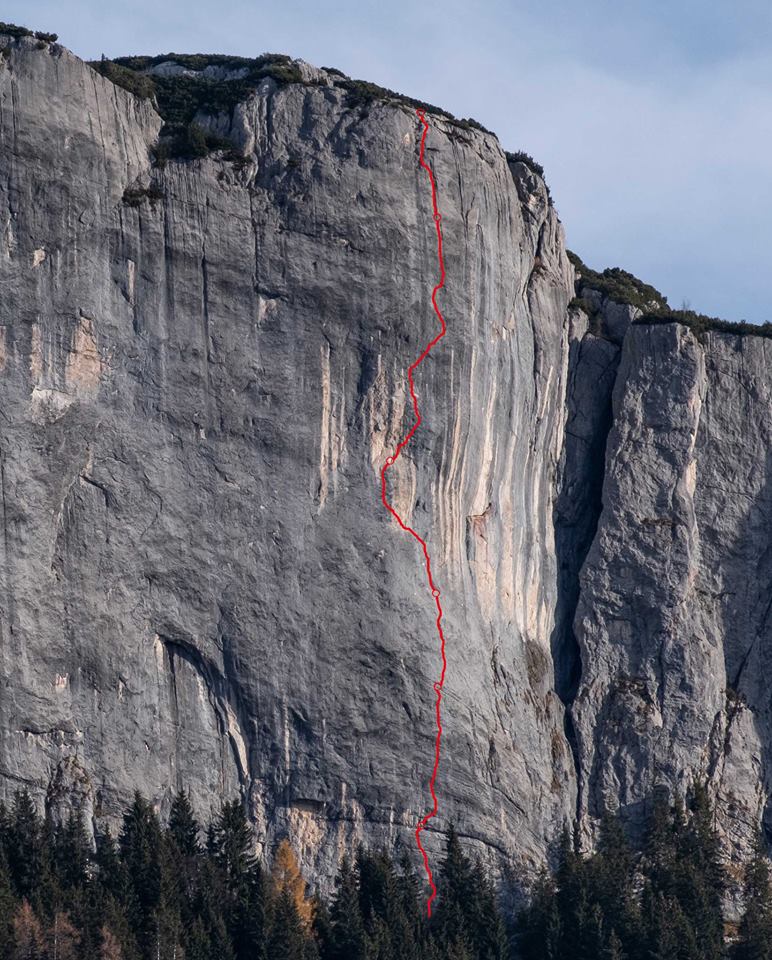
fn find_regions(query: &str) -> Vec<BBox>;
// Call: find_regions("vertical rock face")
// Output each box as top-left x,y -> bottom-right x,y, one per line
7,30 -> 772,892
0,36 -> 576,885
572,322 -> 772,868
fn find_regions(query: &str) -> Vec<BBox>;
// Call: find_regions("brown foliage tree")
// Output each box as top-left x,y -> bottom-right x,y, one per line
270,839 -> 315,929
12,901 -> 44,960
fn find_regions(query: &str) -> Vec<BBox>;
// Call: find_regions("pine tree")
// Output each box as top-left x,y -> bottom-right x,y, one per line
7,793 -> 44,904
95,829 -> 124,899
92,829 -> 137,960
326,856 -> 368,960
355,847 -> 425,960
187,859 -> 236,960
0,801 -> 11,849
644,789 -> 676,896
642,889 -> 699,960
735,827 -> 772,960
640,788 -> 712,960
428,825 -> 509,960
313,896 -> 333,958
604,928 -> 625,960
589,812 -> 640,954
431,824 -> 474,951
554,826 -> 593,960
119,793 -> 163,960
517,870 -> 560,960
395,851 -> 424,960
672,782 -> 725,960
52,812 -> 91,892
465,857 -> 508,960
208,801 -> 264,960
0,844 -> 17,959
267,886 -> 311,960
353,848 -> 392,960
182,917 -> 211,960
154,844 -> 185,960
168,791 -> 200,859
208,801 -> 255,887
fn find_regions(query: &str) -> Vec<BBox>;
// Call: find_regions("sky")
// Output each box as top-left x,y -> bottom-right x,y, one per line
6,0 -> 772,322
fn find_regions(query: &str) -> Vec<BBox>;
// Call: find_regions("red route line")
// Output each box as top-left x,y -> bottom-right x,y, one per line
380,108 -> 448,919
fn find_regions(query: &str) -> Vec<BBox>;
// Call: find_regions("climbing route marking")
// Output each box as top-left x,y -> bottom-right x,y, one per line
380,109 -> 448,918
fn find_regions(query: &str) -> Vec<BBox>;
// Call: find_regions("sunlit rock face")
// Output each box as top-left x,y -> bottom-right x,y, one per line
0,35 -> 575,889
4,29 -> 771,897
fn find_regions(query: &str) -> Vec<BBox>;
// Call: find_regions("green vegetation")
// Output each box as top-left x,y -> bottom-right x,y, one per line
339,77 -> 492,133
90,53 -> 304,159
567,250 -> 669,312
121,184 -> 166,207
0,790 -> 507,960
0,784 -> 769,958
638,310 -> 772,342
568,250 -> 772,340
505,151 -> 545,180
505,151 -> 552,201
92,48 -> 495,158
519,783 -> 767,960
91,61 -> 156,100
0,22 -> 58,43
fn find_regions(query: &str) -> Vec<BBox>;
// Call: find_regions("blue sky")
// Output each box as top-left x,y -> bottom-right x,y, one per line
7,0 -> 772,322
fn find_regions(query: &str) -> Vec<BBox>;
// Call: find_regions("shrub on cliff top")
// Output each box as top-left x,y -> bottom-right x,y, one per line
506,150 -> 545,179
567,250 -> 669,312
569,250 -> 772,340
637,309 -> 772,341
340,77 -> 493,134
0,22 -> 58,42
91,53 -> 307,159
91,59 -> 156,99
506,149 -> 553,202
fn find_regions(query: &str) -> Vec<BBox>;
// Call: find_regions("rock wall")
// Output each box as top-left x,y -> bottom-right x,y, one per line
572,321 -> 772,869
5,29 -> 772,892
0,35 -> 576,887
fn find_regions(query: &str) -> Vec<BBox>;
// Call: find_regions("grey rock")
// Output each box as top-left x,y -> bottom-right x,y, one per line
571,321 -> 772,885
6,31 -> 772,900
552,306 -> 620,707
0,37 -> 576,889
144,61 -> 252,82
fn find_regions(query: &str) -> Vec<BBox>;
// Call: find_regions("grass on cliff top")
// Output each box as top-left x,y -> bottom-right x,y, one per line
568,250 -> 772,340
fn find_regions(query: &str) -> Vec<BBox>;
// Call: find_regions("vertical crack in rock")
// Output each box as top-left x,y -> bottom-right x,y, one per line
158,633 -> 252,797
551,308 -> 624,805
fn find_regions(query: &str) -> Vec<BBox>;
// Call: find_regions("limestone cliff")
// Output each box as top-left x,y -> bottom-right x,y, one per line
2,28 -> 771,894
0,33 -> 575,889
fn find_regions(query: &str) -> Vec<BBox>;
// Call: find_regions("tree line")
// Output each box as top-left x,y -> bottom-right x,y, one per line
0,790 -> 506,960
0,784 -> 770,959
520,782 -> 772,960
